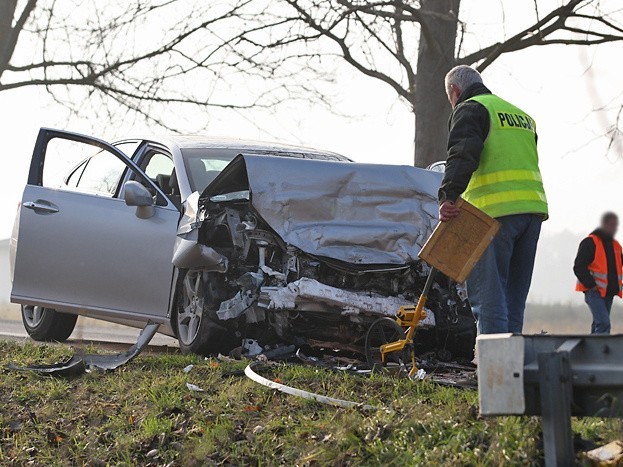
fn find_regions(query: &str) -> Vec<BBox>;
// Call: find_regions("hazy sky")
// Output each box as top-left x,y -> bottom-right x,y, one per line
1,1 -> 622,304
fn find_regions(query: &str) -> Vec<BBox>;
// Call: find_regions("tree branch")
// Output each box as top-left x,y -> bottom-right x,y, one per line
460,0 -> 581,68
0,0 -> 37,80
282,0 -> 412,101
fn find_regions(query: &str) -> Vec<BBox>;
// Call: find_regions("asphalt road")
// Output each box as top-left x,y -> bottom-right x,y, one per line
0,318 -> 179,348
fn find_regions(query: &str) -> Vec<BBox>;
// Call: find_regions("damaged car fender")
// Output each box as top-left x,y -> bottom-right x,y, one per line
173,192 -> 228,272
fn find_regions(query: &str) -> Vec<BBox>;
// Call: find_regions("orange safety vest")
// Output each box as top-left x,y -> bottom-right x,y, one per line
576,234 -> 623,298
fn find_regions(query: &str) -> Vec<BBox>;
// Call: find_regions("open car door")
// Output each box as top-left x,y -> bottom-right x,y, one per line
11,128 -> 179,322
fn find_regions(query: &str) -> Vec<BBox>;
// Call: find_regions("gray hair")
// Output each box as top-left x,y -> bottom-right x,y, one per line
445,65 -> 483,95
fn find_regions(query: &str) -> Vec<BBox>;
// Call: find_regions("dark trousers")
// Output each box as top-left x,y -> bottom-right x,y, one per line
584,289 -> 614,334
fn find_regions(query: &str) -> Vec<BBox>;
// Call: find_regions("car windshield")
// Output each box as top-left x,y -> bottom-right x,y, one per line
181,149 -> 237,193
181,147 -> 350,195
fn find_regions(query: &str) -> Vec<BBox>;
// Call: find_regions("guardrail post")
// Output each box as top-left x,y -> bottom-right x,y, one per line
537,350 -> 574,466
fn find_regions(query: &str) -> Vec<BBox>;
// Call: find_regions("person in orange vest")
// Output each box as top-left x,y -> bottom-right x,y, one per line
574,212 -> 623,334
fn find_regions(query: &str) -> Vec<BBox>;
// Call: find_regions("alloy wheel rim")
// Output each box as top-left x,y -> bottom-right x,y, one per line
23,305 -> 45,327
177,271 -> 205,345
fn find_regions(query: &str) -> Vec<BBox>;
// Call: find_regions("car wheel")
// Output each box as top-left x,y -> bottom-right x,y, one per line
21,305 -> 78,342
175,270 -> 237,355
364,317 -> 409,370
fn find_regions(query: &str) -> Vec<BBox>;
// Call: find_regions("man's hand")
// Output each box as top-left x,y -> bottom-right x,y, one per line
439,200 -> 461,222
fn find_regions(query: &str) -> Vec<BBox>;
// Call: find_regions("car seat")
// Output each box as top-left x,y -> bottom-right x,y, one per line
169,169 -> 182,209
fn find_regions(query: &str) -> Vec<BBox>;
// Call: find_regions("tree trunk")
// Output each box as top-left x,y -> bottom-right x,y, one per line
412,0 -> 460,168
0,0 -> 18,81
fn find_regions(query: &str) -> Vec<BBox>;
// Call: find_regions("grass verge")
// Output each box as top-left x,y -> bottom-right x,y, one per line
0,340 -> 620,466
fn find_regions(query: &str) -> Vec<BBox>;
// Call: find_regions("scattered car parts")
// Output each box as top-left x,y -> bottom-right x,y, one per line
244,362 -> 378,411
7,322 -> 160,376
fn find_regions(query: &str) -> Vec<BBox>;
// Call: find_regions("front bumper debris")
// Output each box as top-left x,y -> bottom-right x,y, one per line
6,322 -> 160,376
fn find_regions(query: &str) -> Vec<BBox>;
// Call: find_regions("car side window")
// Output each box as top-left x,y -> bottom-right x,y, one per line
75,150 -> 126,196
36,133 -> 161,202
144,152 -> 175,179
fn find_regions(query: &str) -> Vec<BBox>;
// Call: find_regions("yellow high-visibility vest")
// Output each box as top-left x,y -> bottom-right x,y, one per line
463,94 -> 548,219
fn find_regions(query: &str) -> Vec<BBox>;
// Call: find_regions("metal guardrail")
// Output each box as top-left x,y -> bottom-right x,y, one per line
477,334 -> 623,466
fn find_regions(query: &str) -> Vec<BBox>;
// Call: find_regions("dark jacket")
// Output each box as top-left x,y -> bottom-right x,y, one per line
438,82 -> 538,203
574,229 -> 622,296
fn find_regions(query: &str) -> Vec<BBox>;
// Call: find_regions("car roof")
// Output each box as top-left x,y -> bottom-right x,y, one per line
130,135 -> 350,160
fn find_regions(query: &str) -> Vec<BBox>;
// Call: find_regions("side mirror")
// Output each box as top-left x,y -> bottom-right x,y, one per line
123,181 -> 155,219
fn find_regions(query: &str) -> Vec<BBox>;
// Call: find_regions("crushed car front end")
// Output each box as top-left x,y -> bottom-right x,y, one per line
173,154 -> 476,360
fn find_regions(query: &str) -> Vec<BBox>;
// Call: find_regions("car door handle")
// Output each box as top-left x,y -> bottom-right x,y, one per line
23,200 -> 59,214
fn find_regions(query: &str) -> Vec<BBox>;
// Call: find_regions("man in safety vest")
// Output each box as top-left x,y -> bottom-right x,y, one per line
438,65 -> 548,334
574,212 -> 623,334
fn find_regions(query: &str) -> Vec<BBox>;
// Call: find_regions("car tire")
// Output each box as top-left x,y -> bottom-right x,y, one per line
21,305 -> 78,342
364,317 -> 409,370
174,270 -> 238,356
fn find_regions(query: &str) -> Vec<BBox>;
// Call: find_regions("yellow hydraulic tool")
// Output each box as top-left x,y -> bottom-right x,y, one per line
378,267 -> 436,377
364,200 -> 499,377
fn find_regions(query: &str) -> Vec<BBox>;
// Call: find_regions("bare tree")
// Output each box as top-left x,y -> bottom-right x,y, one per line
0,0 -> 329,131
2,1 -> 623,166
214,0 -> 623,166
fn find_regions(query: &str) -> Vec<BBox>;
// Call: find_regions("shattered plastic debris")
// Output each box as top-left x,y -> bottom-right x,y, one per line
260,265 -> 286,281
6,322 -> 160,376
260,345 -> 296,361
335,364 -> 354,371
293,348 -> 476,388
217,291 -> 252,320
186,383 -> 205,392
242,339 -> 263,357
217,272 -> 263,320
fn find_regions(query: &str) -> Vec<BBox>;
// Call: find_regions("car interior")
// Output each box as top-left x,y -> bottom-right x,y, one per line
154,169 -> 181,209
139,151 -> 181,209
185,157 -> 221,194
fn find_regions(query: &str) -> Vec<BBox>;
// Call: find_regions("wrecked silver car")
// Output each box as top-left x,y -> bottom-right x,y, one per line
11,128 -> 475,360
173,155 -> 476,359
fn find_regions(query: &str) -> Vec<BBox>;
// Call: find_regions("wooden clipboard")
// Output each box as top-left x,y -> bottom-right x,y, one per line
419,198 -> 500,283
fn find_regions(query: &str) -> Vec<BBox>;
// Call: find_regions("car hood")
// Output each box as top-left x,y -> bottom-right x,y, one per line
201,154 -> 442,266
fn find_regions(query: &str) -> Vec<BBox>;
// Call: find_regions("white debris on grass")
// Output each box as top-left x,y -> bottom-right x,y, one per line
186,382 -> 205,392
